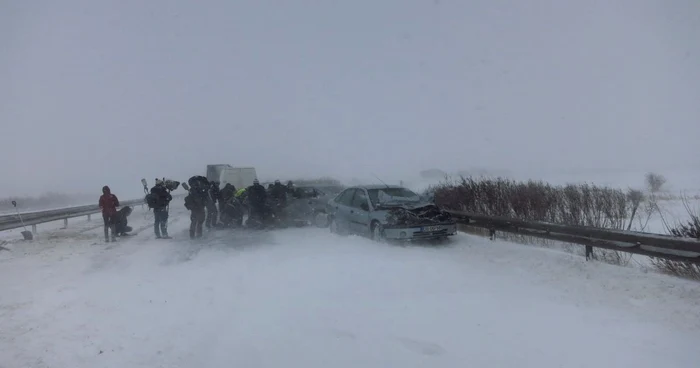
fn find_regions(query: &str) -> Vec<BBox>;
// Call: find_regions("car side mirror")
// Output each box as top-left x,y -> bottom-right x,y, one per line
360,202 -> 369,211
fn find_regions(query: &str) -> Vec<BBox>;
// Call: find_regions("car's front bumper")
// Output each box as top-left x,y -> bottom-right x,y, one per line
382,222 -> 457,240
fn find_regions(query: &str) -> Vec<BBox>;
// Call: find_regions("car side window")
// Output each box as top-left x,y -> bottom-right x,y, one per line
351,189 -> 369,210
334,189 -> 348,203
336,189 -> 356,206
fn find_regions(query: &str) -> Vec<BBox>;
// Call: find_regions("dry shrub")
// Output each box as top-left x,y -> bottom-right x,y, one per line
431,177 -> 640,265
432,177 -> 631,227
645,172 -> 667,193
650,197 -> 700,280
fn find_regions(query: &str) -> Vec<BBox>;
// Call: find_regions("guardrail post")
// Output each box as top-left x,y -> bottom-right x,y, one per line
63,218 -> 68,229
489,228 -> 496,240
585,245 -> 593,260
32,224 -> 37,234
87,214 -> 91,222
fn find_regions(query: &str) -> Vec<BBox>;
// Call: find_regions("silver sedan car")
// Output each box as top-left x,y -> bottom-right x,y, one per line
326,185 -> 457,241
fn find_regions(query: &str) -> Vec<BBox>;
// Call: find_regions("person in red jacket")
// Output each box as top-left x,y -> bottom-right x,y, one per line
99,185 -> 120,242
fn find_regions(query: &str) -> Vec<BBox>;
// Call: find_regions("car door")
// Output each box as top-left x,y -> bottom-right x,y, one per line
329,188 -> 356,232
348,188 -> 371,235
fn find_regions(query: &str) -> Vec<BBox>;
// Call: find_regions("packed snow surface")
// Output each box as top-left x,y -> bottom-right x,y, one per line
1,208 -> 699,367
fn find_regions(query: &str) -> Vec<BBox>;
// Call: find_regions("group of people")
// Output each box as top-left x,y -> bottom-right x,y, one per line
183,177 -> 296,237
97,177 -> 302,243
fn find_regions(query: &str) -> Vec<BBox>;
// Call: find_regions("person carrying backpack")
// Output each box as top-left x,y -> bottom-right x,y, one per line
149,179 -> 173,239
98,185 -> 119,242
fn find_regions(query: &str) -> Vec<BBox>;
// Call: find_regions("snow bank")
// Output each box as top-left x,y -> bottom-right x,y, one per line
1,212 -> 699,367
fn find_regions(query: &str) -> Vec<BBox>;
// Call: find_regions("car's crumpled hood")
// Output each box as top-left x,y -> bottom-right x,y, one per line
381,202 -> 453,226
376,201 -> 433,210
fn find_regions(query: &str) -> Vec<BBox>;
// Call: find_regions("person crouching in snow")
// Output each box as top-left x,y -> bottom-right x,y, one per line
99,185 -> 119,242
114,206 -> 133,237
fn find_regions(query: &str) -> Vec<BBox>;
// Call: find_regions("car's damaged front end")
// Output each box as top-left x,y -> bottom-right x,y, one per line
376,203 -> 457,241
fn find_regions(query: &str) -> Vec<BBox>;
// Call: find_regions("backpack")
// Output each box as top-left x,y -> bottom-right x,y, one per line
145,193 -> 158,208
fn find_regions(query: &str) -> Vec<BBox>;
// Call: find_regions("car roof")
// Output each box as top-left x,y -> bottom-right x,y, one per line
352,184 -> 405,190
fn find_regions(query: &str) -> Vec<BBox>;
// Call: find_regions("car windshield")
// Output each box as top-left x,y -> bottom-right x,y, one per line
368,188 -> 421,206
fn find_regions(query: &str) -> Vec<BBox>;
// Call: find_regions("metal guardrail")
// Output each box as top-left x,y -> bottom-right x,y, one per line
0,199 -> 146,232
447,210 -> 700,264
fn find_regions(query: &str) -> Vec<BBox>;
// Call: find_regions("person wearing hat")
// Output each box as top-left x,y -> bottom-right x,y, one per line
150,178 -> 173,239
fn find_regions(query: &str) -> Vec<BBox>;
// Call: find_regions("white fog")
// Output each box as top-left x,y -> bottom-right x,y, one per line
2,1 -> 699,367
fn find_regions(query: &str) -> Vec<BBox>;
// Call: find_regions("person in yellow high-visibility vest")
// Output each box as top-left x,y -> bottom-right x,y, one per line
230,187 -> 248,227
235,187 -> 247,198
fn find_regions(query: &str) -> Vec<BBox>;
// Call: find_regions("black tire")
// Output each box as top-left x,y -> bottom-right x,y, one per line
370,221 -> 385,242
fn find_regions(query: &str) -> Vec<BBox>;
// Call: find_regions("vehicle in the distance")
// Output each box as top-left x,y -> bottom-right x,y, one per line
285,186 -> 335,227
325,185 -> 457,241
206,164 -> 257,189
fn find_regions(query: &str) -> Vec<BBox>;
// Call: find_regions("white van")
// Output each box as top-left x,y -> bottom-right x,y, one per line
215,165 -> 258,189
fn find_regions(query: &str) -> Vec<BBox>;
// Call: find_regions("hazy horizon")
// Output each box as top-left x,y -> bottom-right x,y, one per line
3,0 -> 699,198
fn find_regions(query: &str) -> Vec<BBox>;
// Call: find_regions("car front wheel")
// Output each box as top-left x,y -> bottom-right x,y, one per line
371,221 -> 385,242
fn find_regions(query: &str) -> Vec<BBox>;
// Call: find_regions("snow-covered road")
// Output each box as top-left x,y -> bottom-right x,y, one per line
1,207 -> 699,368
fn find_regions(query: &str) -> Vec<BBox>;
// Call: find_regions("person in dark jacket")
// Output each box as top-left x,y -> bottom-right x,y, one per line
206,181 -> 221,229
269,180 -> 288,223
219,183 -> 236,204
150,179 -> 173,239
185,176 -> 209,238
246,179 -> 268,227
270,180 -> 288,206
286,180 -> 301,199
114,206 -> 133,236
218,183 -> 239,227
98,185 -> 119,242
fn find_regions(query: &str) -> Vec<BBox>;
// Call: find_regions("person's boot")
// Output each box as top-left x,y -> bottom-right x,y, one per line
196,223 -> 203,238
161,224 -> 171,239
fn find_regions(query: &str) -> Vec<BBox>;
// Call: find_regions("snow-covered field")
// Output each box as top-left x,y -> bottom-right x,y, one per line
1,207 -> 699,367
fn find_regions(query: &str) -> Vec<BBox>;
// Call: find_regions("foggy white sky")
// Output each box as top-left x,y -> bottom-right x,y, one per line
2,0 -> 699,198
